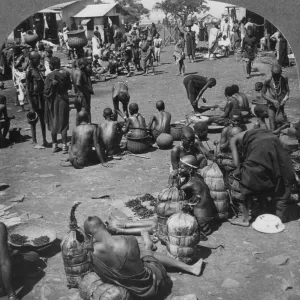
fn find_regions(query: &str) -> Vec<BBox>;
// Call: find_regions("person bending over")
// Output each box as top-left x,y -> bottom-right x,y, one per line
84,217 -> 203,299
112,81 -> 130,121
147,100 -> 171,140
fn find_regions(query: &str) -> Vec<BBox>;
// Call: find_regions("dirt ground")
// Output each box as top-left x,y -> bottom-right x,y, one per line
1,45 -> 300,300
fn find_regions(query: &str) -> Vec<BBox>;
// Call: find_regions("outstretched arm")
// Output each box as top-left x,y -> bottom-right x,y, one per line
196,83 -> 210,102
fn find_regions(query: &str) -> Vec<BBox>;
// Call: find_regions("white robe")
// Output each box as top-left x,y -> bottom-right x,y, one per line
92,36 -> 101,58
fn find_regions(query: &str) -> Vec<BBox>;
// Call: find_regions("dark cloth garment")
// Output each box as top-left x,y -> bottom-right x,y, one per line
186,31 -> 196,56
150,27 -> 157,38
183,75 -> 208,108
195,215 -> 218,236
278,38 -> 289,67
69,149 -> 99,169
94,31 -> 102,41
44,69 -> 71,134
238,129 -> 295,198
27,67 -> 45,112
92,251 -> 172,300
199,28 -> 205,41
242,35 -> 257,60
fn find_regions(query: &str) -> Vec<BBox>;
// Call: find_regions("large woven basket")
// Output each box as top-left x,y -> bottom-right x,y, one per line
127,136 -> 149,154
67,30 -> 88,49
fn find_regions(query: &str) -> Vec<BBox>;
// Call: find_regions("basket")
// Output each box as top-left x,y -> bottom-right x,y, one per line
67,30 -> 88,49
8,223 -> 57,249
170,124 -> 185,141
127,136 -> 149,154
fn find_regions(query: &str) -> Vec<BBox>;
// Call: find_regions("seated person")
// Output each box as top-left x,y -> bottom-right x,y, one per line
124,103 -> 148,138
220,109 -> 247,154
231,85 -> 250,112
253,104 -> 269,130
170,127 -> 208,179
84,218 -> 203,300
92,55 -> 106,74
175,155 -> 219,235
107,54 -> 120,76
0,95 -> 14,148
97,108 -> 123,157
147,100 -> 172,140
62,111 -> 107,169
208,86 -> 240,126
193,122 -> 214,160
230,128 -> 296,226
218,35 -> 231,57
112,81 -> 130,121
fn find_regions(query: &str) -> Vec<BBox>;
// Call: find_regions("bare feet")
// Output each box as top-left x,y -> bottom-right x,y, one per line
190,258 -> 204,276
229,219 -> 250,227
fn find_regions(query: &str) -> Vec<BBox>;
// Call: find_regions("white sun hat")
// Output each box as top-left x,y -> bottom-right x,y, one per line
252,214 -> 285,234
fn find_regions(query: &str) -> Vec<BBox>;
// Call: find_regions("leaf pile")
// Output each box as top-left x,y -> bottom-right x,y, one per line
33,235 -> 50,246
125,194 -> 157,219
10,234 -> 28,245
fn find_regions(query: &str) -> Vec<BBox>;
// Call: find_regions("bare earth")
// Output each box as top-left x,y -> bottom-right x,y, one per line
1,46 -> 300,300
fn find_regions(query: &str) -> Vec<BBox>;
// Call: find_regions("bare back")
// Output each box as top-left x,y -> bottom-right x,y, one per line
233,92 -> 249,110
153,111 -> 171,133
128,113 -> 147,138
71,124 -> 97,159
99,120 -> 122,151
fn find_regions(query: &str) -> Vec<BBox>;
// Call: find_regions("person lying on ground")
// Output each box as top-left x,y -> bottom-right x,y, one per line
183,75 -> 217,113
253,104 -> 269,130
147,100 -> 171,140
123,103 -> 148,138
219,109 -> 247,153
97,108 -> 123,157
0,95 -> 14,148
170,127 -> 208,180
112,81 -> 130,121
84,217 -> 203,299
208,86 -> 240,126
229,128 -> 296,226
62,111 -> 108,169
231,84 -> 250,112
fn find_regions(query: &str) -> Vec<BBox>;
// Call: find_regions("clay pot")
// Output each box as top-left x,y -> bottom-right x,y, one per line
156,133 -> 173,150
24,31 -> 39,47
67,30 -> 88,49
185,19 -> 194,27
170,124 -> 185,141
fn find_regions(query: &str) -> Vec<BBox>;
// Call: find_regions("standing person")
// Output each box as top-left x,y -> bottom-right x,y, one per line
58,30 -> 64,50
192,22 -> 200,45
72,58 -> 94,124
0,95 -> 14,148
239,17 -> 247,49
94,26 -> 102,45
231,27 -> 240,51
183,75 -> 217,113
262,63 -> 290,131
199,21 -> 205,42
63,27 -> 74,60
221,17 -> 230,38
241,27 -> 257,79
272,32 -> 289,67
113,27 -> 122,51
185,26 -> 196,63
140,35 -> 156,76
153,33 -> 163,65
44,48 -> 53,76
44,57 -> 72,153
148,100 -> 172,140
92,31 -> 101,59
149,23 -> 158,39
112,81 -> 130,121
20,28 -> 26,45
208,22 -> 221,60
174,32 -> 186,76
122,41 -> 133,77
26,51 -> 48,147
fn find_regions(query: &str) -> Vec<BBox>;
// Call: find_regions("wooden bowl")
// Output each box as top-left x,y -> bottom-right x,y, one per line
8,223 -> 57,249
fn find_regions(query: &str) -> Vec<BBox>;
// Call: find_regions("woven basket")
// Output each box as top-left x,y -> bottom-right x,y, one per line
166,246 -> 196,264
170,124 -> 185,141
127,136 -> 149,154
67,30 -> 88,49
168,232 -> 199,247
158,187 -> 185,202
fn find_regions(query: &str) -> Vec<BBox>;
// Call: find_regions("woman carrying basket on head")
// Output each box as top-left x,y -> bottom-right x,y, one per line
208,21 -> 222,60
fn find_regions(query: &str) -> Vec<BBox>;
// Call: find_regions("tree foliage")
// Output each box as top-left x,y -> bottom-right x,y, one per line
153,0 -> 209,25
115,0 -> 150,23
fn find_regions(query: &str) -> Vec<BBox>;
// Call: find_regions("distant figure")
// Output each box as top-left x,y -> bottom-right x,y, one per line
94,26 -> 102,44
153,33 -> 163,65
98,108 -> 123,157
148,100 -> 172,140
113,27 -> 123,51
71,20 -> 77,31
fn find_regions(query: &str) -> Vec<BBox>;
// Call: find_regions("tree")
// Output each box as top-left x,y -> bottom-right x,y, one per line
153,0 -> 209,26
115,0 -> 150,23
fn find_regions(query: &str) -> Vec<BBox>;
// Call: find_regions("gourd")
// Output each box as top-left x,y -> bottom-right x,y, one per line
157,186 -> 185,203
24,30 -> 39,47
199,162 -> 229,220
156,133 -> 174,150
167,213 -> 199,264
61,202 -> 92,288
79,272 -> 131,300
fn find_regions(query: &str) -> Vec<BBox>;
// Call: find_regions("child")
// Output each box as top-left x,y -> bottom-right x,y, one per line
153,33 -> 163,65
132,42 -> 141,71
107,53 -> 119,76
250,82 -> 267,116
253,104 -> 269,130
92,54 -> 105,74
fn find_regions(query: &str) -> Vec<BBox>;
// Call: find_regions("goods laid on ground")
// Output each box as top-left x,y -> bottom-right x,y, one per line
156,133 -> 174,150
79,272 -> 131,300
199,162 -> 229,220
167,213 -> 200,264
61,202 -> 92,288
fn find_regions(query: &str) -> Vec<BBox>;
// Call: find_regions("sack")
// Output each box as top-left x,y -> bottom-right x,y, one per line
275,106 -> 286,125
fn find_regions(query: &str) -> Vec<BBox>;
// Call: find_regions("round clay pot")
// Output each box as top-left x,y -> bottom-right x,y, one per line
24,31 -> 39,47
67,30 -> 88,49
156,133 -> 174,150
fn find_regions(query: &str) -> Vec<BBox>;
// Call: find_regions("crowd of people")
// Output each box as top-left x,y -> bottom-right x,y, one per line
0,16 -> 299,300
